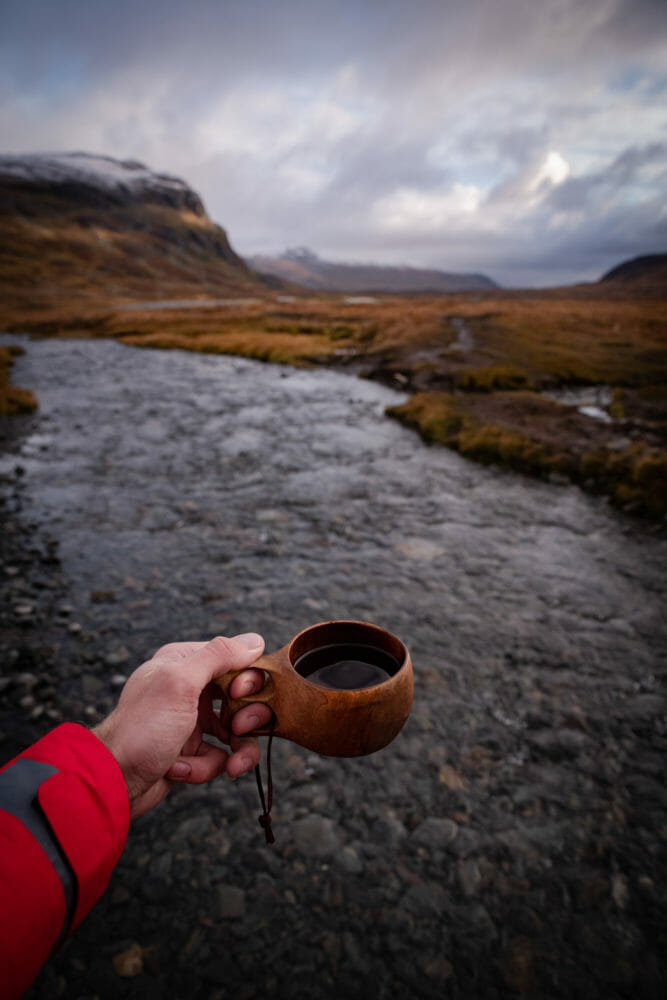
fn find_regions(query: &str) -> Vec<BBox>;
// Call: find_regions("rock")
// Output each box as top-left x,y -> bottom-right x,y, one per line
292,815 -> 341,857
105,646 -> 130,667
12,598 -> 36,613
410,817 -> 459,851
527,727 -> 592,757
401,881 -> 449,917
612,873 -> 630,909
215,885 -> 245,919
112,942 -> 144,978
438,763 -> 466,789
16,672 -> 38,688
173,815 -> 212,841
337,846 -> 363,874
457,858 -> 483,897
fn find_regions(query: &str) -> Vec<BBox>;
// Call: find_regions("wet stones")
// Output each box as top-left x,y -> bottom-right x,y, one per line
2,338 -> 666,1000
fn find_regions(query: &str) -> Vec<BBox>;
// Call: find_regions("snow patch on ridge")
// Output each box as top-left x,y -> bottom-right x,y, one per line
0,151 -> 189,196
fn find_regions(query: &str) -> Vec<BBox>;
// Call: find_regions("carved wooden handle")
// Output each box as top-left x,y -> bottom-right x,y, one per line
215,650 -> 285,736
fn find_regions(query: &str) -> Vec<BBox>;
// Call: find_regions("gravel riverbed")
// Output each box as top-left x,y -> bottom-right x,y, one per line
1,335 -> 666,1000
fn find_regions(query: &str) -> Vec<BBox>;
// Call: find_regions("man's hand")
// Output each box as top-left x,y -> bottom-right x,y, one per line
93,634 -> 272,819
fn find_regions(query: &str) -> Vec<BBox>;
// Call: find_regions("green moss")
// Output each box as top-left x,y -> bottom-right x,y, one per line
580,442 -> 667,517
388,392 -> 554,478
608,387 -> 626,420
455,366 -> 534,392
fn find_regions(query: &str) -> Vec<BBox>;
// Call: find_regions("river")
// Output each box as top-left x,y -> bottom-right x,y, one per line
1,334 -> 665,999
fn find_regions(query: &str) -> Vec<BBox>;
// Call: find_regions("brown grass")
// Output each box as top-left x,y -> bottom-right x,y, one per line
0,346 -> 38,415
2,284 -> 666,518
388,389 -> 667,517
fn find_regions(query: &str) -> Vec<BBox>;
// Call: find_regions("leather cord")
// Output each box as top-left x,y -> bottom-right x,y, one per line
254,712 -> 276,844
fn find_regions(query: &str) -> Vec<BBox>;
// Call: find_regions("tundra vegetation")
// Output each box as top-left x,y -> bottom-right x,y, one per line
0,345 -> 37,415
2,284 -> 665,518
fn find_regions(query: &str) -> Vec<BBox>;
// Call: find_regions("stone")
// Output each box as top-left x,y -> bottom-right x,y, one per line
401,881 -> 449,917
337,845 -> 363,874
438,763 -> 466,789
215,885 -> 246,919
105,646 -> 130,667
292,815 -> 341,857
410,817 -> 459,851
457,858 -> 483,897
112,942 -> 144,978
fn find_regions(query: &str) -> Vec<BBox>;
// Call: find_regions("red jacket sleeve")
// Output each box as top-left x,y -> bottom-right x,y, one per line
0,723 -> 129,999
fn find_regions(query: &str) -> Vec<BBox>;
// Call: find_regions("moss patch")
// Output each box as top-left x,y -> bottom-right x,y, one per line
388,390 -> 667,517
0,346 -> 38,415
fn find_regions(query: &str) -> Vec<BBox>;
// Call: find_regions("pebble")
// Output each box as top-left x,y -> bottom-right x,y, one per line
2,336 -> 666,1000
105,647 -> 131,667
292,815 -> 341,857
214,885 -> 246,918
410,816 -> 459,850
112,943 -> 144,978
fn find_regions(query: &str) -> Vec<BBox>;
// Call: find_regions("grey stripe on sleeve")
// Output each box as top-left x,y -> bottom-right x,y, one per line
0,757 -> 77,947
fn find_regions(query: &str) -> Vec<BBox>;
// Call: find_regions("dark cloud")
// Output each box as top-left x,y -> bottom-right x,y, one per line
1,0 -> 665,285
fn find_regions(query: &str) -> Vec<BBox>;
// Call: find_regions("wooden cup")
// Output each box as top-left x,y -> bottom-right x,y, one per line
216,620 -> 413,757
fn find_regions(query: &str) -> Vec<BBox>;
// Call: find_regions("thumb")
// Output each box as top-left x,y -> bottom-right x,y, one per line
185,633 -> 265,688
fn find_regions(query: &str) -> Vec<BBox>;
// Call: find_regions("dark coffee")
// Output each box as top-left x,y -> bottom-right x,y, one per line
294,643 -> 400,690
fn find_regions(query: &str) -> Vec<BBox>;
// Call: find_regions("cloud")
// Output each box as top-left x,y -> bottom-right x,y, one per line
1,0 -> 666,284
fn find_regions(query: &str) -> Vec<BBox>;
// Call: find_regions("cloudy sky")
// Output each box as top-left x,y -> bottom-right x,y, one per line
1,0 -> 666,286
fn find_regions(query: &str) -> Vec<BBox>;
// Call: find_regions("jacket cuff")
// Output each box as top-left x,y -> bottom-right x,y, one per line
25,723 -> 130,929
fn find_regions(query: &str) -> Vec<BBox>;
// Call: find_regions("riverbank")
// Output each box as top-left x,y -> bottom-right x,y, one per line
1,337 -> 666,999
0,343 -> 38,414
2,284 -> 665,518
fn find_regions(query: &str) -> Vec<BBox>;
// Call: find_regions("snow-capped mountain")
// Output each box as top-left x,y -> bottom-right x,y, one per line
0,152 -> 206,214
0,152 -> 262,312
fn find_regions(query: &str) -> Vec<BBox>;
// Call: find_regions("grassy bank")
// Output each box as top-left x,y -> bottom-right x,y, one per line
0,345 -> 38,415
3,285 -> 666,517
387,390 -> 667,518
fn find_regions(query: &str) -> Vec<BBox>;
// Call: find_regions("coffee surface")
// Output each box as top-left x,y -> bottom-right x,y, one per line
294,643 -> 399,689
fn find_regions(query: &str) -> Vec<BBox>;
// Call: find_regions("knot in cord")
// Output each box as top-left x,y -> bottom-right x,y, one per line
258,811 -> 275,844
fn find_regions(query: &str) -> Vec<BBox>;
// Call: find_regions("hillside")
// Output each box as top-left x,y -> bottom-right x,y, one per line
248,247 -> 498,293
600,253 -> 667,291
0,155 -> 664,517
0,152 -> 264,317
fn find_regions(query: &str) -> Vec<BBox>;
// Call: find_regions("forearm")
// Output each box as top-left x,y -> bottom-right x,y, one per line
0,724 -> 129,998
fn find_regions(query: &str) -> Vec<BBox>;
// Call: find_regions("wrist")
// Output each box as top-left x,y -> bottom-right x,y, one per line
91,717 -> 143,809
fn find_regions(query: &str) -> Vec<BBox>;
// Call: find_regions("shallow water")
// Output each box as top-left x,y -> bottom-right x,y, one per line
1,333 -> 665,681
3,334 -> 667,1000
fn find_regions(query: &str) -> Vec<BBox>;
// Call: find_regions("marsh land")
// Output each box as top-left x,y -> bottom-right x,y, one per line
3,280 -> 666,518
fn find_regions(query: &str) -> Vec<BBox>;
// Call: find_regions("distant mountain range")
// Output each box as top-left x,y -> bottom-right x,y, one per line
0,152 -> 663,317
248,247 -> 499,293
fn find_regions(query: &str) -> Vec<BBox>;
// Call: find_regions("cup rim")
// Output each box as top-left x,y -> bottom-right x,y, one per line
287,619 -> 408,690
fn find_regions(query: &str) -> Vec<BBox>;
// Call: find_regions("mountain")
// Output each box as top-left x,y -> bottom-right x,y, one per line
600,253 -> 667,291
247,247 -> 498,294
0,152 -> 263,313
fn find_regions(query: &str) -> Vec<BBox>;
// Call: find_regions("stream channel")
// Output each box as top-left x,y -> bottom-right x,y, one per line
1,334 -> 666,1000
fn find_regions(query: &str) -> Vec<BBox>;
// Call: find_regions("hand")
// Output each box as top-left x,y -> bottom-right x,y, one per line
93,634 -> 273,819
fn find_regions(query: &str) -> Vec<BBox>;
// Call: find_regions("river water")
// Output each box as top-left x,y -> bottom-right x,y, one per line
2,335 -> 663,678
2,334 -> 666,999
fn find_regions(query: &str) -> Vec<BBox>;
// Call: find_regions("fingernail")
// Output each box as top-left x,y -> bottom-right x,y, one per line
234,632 -> 263,651
238,676 -> 257,696
170,761 -> 191,779
246,715 -> 261,729
239,755 -> 254,773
